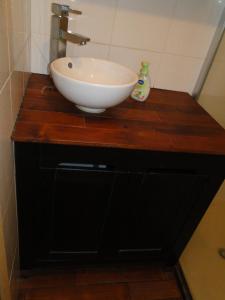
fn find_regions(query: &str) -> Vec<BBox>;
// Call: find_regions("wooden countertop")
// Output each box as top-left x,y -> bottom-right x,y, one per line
12,74 -> 225,156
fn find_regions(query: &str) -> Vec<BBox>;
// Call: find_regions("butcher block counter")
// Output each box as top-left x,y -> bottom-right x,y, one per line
12,74 -> 225,155
12,74 -> 225,269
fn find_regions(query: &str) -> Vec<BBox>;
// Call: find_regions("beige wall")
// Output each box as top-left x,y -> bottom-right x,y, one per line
180,30 -> 225,300
0,0 -> 31,299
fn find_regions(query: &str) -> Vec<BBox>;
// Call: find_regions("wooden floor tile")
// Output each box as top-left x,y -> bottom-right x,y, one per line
20,263 -> 171,289
129,280 -> 182,300
74,267 -> 123,285
21,283 -> 130,300
119,263 -> 169,282
19,264 -> 184,300
20,272 -> 77,289
20,267 -> 123,289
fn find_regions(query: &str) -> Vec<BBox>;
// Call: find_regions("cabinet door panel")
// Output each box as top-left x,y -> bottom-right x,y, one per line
38,168 -> 115,259
140,173 -> 207,249
110,172 -> 207,257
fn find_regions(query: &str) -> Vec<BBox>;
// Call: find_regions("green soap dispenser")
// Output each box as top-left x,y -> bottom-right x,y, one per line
131,62 -> 151,102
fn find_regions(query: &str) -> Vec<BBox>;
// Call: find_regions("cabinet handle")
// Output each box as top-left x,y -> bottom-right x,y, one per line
57,163 -> 108,170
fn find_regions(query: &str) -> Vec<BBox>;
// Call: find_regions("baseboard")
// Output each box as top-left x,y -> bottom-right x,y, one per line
174,263 -> 193,300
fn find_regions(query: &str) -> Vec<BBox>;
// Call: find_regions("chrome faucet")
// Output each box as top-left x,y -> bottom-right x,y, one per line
50,3 -> 90,63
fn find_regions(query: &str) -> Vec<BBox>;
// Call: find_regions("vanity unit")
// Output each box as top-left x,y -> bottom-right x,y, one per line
12,74 -> 225,269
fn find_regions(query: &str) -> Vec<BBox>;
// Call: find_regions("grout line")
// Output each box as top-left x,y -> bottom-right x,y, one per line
9,242 -> 19,283
107,0 -> 119,60
4,0 -> 12,73
1,164 -> 16,221
30,32 -> 205,61
0,73 -> 11,95
82,42 -> 205,60
0,0 -> 11,99
0,219 -> 12,300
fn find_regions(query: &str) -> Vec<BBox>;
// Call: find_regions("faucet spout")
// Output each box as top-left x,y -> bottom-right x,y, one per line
61,31 -> 90,46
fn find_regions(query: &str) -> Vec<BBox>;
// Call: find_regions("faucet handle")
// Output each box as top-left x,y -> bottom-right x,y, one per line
52,3 -> 82,17
68,8 -> 82,15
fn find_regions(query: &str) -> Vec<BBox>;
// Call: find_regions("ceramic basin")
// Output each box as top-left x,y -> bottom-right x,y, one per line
50,57 -> 138,113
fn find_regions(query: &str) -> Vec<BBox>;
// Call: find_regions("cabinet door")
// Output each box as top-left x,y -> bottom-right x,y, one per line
37,166 -> 115,262
108,171 -> 207,258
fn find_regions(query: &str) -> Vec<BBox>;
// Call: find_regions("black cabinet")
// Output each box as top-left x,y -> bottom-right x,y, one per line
105,171 -> 207,259
37,166 -> 115,261
15,142 -> 224,268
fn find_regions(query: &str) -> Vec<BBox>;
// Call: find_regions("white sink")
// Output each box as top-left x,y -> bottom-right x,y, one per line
50,57 -> 138,113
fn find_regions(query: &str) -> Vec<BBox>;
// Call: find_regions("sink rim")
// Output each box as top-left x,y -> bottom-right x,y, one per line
50,57 -> 138,89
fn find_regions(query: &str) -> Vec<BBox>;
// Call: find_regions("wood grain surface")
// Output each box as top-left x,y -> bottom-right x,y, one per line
19,263 -> 183,300
12,74 -> 225,155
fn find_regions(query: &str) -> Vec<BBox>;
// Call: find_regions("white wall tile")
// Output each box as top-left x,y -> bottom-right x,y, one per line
8,0 -> 27,71
111,0 -> 176,52
9,0 -> 25,32
155,54 -> 203,93
31,0 -> 61,36
166,0 -> 225,58
31,34 -> 50,74
109,46 -> 161,87
65,0 -> 117,44
0,0 -> 10,90
25,0 -> 31,38
67,42 -> 109,60
30,0 -> 225,94
0,81 -> 14,219
10,32 -> 27,71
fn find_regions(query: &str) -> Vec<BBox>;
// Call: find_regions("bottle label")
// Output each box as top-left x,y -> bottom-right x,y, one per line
138,80 -> 144,85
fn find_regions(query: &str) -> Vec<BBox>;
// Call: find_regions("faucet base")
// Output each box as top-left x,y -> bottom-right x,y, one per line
50,15 -> 67,63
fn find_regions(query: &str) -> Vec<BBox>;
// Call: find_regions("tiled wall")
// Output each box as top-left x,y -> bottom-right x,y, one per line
0,0 -> 31,299
31,0 -> 225,94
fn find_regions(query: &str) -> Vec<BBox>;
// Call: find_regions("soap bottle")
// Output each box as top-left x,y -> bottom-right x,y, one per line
131,62 -> 150,102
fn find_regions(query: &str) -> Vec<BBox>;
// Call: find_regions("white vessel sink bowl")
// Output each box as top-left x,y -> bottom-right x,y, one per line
50,57 -> 138,113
